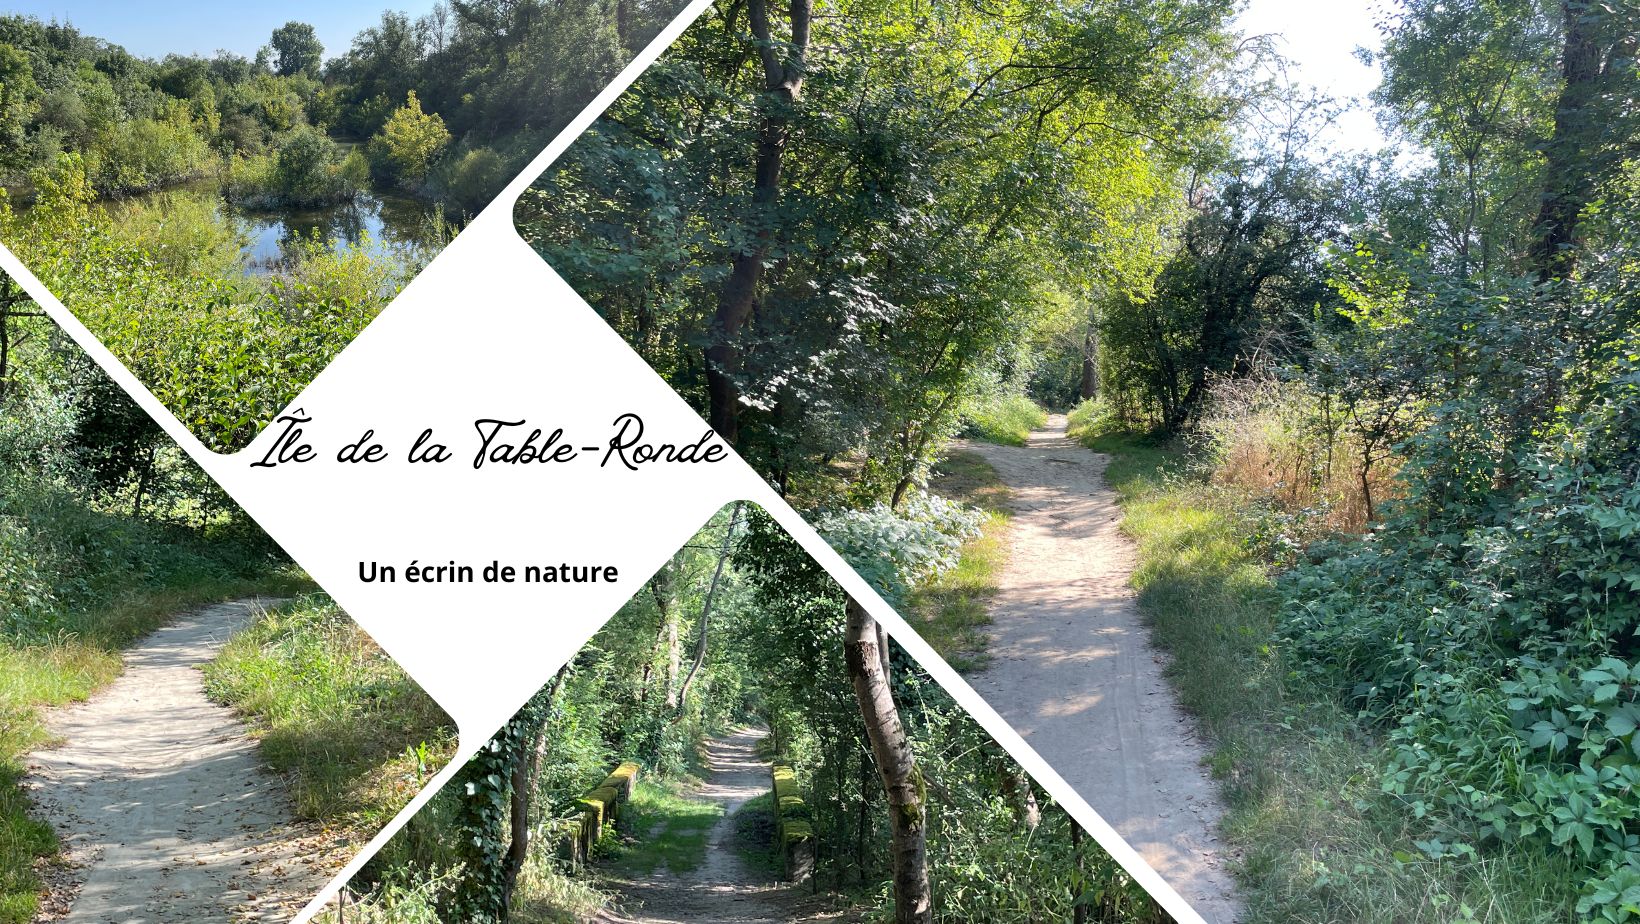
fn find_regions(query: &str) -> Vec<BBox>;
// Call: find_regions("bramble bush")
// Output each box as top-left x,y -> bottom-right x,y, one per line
1277,268 -> 1640,918
814,489 -> 985,606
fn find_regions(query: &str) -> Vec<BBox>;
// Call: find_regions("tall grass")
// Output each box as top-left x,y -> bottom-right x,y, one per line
1197,375 -> 1398,534
203,594 -> 457,838
1096,432 -> 1583,923
962,393 -> 1048,446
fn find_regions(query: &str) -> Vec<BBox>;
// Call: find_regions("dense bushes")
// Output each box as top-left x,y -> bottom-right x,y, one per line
439,147 -> 508,217
4,155 -> 414,451
0,16 -> 323,198
2,3 -> 674,224
223,127 -> 368,208
90,106 -> 214,194
1276,341 -> 1640,918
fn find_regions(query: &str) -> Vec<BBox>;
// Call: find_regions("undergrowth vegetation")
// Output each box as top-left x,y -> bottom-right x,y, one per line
1085,367 -> 1637,921
916,451 -> 1011,671
961,393 -> 1048,447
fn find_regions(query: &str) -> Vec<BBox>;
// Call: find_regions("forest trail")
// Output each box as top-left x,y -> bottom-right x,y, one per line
962,416 -> 1241,924
25,599 -> 332,923
599,727 -> 850,924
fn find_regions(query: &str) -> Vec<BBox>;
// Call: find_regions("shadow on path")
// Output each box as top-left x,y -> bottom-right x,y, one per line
962,416 -> 1242,923
598,727 -> 853,924
25,599 -> 333,923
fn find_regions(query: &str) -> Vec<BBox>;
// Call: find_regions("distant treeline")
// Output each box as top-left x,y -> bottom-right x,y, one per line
0,0 -> 683,213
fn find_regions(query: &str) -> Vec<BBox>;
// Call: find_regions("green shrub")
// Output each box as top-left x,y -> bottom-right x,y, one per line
89,106 -> 212,194
441,146 -> 506,216
221,151 -> 277,201
368,91 -> 449,189
103,191 -> 245,278
225,127 -> 365,208
814,489 -> 984,606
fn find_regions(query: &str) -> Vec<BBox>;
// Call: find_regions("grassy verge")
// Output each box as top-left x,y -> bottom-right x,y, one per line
917,451 -> 1012,671
731,791 -> 784,877
962,393 -> 1048,446
1088,429 -> 1583,923
608,778 -> 724,876
203,593 -> 457,844
0,504 -> 310,922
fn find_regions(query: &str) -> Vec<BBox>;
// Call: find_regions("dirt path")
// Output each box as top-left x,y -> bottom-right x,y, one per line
25,599 -> 332,923
599,727 -> 848,924
961,416 -> 1240,924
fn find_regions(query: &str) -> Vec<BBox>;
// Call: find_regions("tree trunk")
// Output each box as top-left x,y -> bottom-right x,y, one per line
663,609 -> 680,707
704,0 -> 813,444
856,749 -> 870,883
1079,326 -> 1098,402
674,502 -> 743,709
1531,0 -> 1604,283
649,568 -> 681,708
501,727 -> 534,911
498,664 -> 569,915
1070,816 -> 1088,924
843,598 -> 931,924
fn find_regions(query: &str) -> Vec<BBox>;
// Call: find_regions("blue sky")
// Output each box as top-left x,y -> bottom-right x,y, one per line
5,2 -> 433,62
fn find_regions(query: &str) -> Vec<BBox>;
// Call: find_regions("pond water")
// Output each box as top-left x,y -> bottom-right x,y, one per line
86,179 -> 447,279
233,189 -> 444,276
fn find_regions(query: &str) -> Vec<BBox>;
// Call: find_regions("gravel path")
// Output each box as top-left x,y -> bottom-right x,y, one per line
25,600 -> 333,923
599,727 -> 850,924
962,415 -> 1241,923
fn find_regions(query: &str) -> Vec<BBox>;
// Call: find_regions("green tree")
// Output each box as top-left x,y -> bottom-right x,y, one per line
369,90 -> 450,187
269,21 -> 323,78
0,43 -> 37,174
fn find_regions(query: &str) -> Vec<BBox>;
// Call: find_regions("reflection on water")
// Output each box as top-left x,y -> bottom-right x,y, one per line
90,179 -> 444,278
236,191 -> 442,275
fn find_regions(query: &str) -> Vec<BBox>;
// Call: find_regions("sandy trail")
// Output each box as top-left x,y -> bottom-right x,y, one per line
25,599 -> 332,923
600,727 -> 849,924
961,415 -> 1240,923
